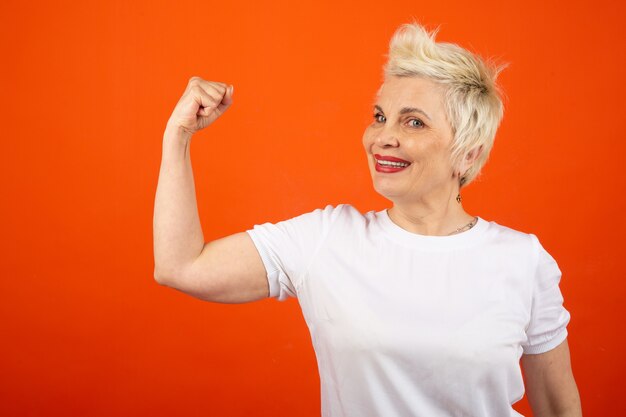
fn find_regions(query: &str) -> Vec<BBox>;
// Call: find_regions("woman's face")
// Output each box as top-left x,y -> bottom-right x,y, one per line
362,75 -> 457,204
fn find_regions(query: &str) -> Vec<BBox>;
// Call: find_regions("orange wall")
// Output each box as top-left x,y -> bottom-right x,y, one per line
1,0 -> 623,415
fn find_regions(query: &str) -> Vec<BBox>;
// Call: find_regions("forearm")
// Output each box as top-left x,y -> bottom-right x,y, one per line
532,390 -> 583,417
153,125 -> 205,281
535,408 -> 582,417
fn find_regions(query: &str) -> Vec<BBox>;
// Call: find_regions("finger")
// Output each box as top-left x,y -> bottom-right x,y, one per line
186,77 -> 227,91
193,88 -> 222,115
219,85 -> 234,108
185,77 -> 226,102
197,83 -> 232,117
190,79 -> 228,97
216,84 -> 234,113
175,89 -> 208,120
184,79 -> 231,119
198,106 -> 213,117
199,82 -> 229,105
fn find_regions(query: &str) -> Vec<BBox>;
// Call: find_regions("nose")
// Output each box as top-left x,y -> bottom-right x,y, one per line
375,128 -> 400,148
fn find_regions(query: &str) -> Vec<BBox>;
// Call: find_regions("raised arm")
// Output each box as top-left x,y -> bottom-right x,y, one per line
153,77 -> 269,303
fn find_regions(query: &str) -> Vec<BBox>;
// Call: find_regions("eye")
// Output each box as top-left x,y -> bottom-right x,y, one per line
373,113 -> 386,123
408,118 -> 424,128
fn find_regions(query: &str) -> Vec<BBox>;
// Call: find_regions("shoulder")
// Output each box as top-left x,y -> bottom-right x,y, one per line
273,203 -> 361,232
301,203 -> 366,222
250,204 -> 365,233
485,219 -> 539,245
482,219 -> 548,263
291,204 -> 381,237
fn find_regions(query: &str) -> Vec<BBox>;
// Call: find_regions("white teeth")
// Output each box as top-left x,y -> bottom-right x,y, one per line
377,160 -> 409,167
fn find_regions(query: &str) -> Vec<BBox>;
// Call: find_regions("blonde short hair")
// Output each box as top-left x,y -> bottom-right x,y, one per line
384,22 -> 507,187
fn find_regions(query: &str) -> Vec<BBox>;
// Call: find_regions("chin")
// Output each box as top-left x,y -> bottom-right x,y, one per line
372,182 -> 405,201
368,166 -> 412,200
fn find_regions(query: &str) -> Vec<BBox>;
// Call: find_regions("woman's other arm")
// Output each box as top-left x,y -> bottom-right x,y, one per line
153,77 -> 269,303
521,338 -> 583,416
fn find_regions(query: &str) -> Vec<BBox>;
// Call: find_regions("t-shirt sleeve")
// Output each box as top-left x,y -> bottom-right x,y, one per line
245,204 -> 344,301
522,235 -> 572,354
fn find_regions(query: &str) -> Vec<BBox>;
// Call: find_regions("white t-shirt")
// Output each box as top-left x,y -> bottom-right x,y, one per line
246,204 -> 571,417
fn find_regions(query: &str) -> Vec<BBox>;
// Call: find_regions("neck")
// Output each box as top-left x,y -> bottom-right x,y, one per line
387,186 -> 474,236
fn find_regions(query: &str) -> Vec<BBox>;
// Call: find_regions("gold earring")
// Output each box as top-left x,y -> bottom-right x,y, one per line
456,175 -> 466,203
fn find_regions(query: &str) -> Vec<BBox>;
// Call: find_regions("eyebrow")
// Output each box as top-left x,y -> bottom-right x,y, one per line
374,105 -> 432,122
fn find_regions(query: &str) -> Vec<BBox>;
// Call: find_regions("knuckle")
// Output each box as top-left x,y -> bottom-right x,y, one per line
206,84 -> 221,93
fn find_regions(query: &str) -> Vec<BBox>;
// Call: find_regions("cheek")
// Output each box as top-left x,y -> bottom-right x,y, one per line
409,139 -> 448,161
430,146 -> 455,175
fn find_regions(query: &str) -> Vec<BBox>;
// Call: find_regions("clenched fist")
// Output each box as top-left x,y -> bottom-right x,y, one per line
166,77 -> 234,136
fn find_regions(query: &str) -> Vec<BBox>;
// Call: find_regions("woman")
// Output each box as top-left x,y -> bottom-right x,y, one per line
153,23 -> 582,416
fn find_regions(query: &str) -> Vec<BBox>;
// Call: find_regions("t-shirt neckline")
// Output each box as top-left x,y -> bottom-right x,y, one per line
377,208 -> 489,250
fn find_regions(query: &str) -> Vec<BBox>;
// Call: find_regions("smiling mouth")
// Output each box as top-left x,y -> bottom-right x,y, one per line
374,159 -> 411,173
376,160 -> 410,168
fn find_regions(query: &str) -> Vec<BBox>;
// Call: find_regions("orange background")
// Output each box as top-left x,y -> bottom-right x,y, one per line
1,0 -> 624,415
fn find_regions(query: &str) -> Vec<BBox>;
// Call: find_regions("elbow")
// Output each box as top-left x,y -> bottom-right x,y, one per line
153,267 -> 169,285
153,264 -> 181,286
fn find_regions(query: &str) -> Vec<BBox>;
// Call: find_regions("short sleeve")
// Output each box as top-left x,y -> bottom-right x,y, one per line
246,204 -> 344,301
522,235 -> 572,354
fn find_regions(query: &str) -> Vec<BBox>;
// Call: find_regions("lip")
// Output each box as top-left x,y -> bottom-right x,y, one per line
373,154 -> 411,173
374,154 -> 411,163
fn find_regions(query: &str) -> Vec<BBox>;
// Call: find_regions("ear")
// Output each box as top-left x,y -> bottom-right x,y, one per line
458,145 -> 484,176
